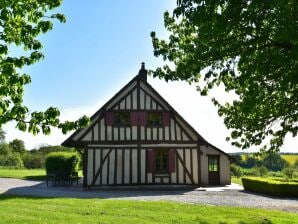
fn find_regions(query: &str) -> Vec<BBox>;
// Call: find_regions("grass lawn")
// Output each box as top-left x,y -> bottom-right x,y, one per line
0,168 -> 82,181
0,168 -> 46,180
0,195 -> 297,224
231,176 -> 242,185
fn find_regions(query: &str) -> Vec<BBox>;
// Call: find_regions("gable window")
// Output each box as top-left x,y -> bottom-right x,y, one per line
147,112 -> 162,126
156,150 -> 169,173
114,112 -> 130,126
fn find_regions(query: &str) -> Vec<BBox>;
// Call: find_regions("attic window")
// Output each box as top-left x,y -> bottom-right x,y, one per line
147,112 -> 162,126
114,112 -> 130,126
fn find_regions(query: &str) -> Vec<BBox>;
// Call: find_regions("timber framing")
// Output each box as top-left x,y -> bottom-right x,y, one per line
62,63 -> 232,188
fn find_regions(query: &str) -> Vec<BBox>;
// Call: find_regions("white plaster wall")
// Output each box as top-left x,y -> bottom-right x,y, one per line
200,145 -> 231,185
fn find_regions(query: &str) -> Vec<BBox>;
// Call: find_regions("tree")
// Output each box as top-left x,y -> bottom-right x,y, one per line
245,156 -> 257,169
151,0 -> 297,152
263,153 -> 287,171
0,143 -> 12,155
0,0 -> 89,135
9,139 -> 26,154
0,128 -> 5,143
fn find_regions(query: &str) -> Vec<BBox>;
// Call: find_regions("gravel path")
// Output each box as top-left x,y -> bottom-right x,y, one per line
0,178 -> 297,213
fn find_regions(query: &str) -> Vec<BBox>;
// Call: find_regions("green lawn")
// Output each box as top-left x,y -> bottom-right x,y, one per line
0,168 -> 46,180
0,195 -> 297,224
231,176 -> 242,185
0,169 -> 83,181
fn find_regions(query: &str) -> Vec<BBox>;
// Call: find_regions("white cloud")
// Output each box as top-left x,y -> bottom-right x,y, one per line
3,77 -> 297,153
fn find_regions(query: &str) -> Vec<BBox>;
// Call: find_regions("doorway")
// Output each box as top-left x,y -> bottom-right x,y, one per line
208,156 -> 220,185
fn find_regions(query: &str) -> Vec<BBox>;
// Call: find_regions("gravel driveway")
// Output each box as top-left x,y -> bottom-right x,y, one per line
0,178 -> 297,213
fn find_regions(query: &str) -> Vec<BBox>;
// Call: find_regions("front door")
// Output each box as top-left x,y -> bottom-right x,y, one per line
208,156 -> 220,185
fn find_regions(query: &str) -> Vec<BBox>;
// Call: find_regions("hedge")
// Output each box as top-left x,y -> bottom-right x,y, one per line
45,152 -> 80,176
242,177 -> 298,197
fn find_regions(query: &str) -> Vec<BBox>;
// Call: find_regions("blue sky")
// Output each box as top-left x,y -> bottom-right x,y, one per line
23,0 -> 174,109
3,1 -> 297,152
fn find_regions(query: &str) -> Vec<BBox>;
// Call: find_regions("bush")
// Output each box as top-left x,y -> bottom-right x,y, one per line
0,153 -> 23,168
242,177 -> 298,197
22,153 -> 45,169
231,164 -> 242,177
282,167 -> 295,179
258,165 -> 268,177
45,152 -> 80,176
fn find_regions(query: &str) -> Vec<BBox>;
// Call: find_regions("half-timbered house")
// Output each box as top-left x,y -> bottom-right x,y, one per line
62,63 -> 232,187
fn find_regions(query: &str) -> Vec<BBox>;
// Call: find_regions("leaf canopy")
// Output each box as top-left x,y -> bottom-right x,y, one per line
0,0 -> 89,135
151,0 -> 297,152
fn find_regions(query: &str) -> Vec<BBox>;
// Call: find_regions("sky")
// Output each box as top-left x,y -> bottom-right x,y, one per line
3,0 -> 297,153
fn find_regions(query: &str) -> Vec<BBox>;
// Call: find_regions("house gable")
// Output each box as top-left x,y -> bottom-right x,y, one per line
62,63 -> 232,187
62,64 -> 231,160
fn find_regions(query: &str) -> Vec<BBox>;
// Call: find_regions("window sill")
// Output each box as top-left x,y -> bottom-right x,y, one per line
154,173 -> 170,177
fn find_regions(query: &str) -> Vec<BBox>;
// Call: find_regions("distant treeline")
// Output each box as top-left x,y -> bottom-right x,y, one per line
0,140 -> 77,169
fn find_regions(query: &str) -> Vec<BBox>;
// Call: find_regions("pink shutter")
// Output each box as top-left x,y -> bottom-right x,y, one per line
139,112 -> 147,126
130,112 -> 138,126
168,149 -> 176,172
162,112 -> 170,126
105,111 -> 114,126
147,150 -> 156,173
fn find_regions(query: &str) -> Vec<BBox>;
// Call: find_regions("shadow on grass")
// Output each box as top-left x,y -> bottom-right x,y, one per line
23,175 -> 46,181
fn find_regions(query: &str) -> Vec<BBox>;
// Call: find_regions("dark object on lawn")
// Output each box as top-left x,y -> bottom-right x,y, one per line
46,171 -> 79,186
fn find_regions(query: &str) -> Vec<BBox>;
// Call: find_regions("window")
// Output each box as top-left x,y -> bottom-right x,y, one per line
114,112 -> 130,126
208,157 -> 219,172
147,112 -> 162,126
156,150 -> 169,173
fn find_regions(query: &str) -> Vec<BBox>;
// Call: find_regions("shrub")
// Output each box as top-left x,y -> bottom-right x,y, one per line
243,167 -> 260,176
45,152 -> 80,176
282,167 -> 295,179
268,171 -> 284,178
257,165 -> 268,177
0,153 -> 23,168
231,164 -> 242,177
22,153 -> 45,169
242,177 -> 298,197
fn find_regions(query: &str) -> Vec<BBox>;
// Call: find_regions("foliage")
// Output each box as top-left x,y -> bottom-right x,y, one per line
0,152 -> 23,168
230,164 -> 242,178
231,154 -> 244,167
258,165 -> 268,177
0,128 -> 5,143
0,0 -> 89,135
45,152 -> 80,176
0,138 -> 77,169
151,0 -> 298,153
245,157 -> 257,169
0,195 -> 297,224
21,152 -> 44,169
282,167 -> 295,179
263,153 -> 287,171
9,139 -> 26,154
242,177 -> 298,197
0,143 -> 12,155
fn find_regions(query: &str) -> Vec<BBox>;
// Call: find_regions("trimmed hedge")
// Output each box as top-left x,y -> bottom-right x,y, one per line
45,152 -> 80,176
242,177 -> 298,197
